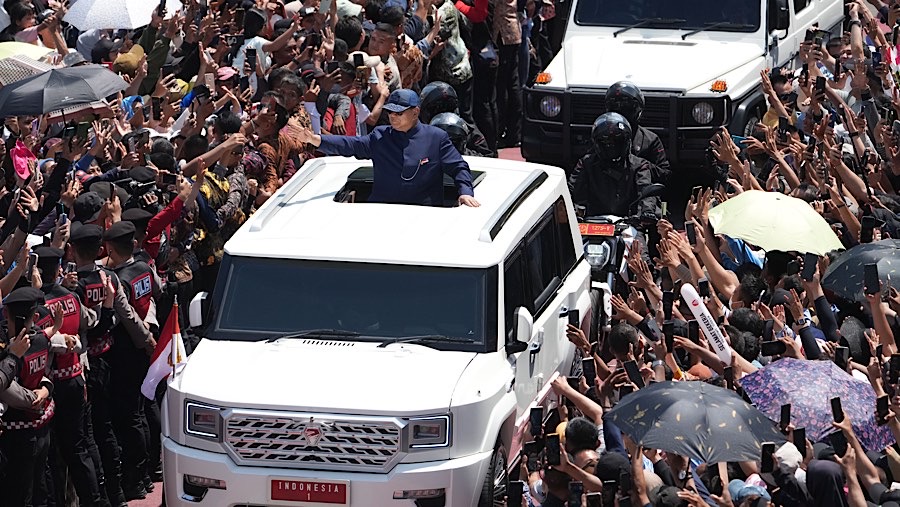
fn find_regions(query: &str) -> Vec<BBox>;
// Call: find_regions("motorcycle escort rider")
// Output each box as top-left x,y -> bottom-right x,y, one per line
419,81 -> 493,157
568,112 -> 658,220
605,81 -> 670,183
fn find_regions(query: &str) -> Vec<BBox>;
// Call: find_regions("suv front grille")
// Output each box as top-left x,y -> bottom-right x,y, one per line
223,409 -> 405,473
570,93 -> 673,129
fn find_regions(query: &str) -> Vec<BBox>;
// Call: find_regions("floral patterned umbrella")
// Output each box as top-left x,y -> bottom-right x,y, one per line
741,358 -> 895,452
607,381 -> 784,464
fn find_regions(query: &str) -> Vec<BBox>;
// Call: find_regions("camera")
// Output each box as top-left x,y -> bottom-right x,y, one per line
35,9 -> 54,24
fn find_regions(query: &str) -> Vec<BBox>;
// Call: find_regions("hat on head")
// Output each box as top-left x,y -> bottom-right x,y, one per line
337,0 -> 363,18
33,246 -> 64,277
69,223 -> 103,247
103,221 -> 136,244
775,442 -> 803,474
727,479 -> 771,503
63,51 -> 87,67
648,486 -> 688,507
383,89 -> 420,113
594,451 -> 631,481
129,166 -> 157,184
216,66 -> 238,81
89,182 -> 130,205
3,286 -> 45,313
113,44 -> 145,75
122,207 -> 153,233
73,192 -> 104,223
300,63 -> 326,80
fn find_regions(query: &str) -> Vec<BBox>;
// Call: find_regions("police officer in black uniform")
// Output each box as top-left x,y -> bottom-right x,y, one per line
104,221 -> 159,501
122,208 -> 156,266
568,112 -> 658,218
606,81 -> 671,183
419,81 -> 493,157
32,246 -> 107,507
0,287 -> 55,507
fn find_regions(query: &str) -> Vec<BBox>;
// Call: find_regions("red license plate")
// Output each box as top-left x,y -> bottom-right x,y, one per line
271,479 -> 349,504
579,223 -> 615,237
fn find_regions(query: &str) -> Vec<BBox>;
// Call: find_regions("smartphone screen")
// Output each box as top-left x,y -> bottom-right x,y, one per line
698,278 -> 710,298
786,260 -> 800,276
830,430 -> 848,457
582,357 -> 597,386
586,493 -> 602,507
353,53 -> 364,67
568,309 -> 580,327
246,47 -> 257,71
685,221 -> 697,245
761,442 -> 776,473
794,427 -> 807,458
861,216 -> 876,244
865,263 -> 880,295
234,7 -> 245,27
568,482 -> 584,507
662,291 -> 674,321
780,403 -> 791,432
877,395 -> 890,424
890,355 -> 900,384
835,346 -> 850,370
801,253 -> 817,282
624,360 -> 645,389
761,340 -> 787,357
831,397 -> 844,423
815,76 -> 826,92
688,320 -> 700,343
523,440 -> 543,473
529,406 -> 543,438
663,321 -> 674,352
509,480 -> 525,506
545,433 -> 561,466
14,315 -> 26,332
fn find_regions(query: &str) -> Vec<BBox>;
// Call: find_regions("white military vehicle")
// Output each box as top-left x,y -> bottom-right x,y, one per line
163,156 -> 592,506
522,0 -> 845,167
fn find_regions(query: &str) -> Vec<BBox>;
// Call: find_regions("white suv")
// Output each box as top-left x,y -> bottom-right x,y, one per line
163,156 -> 592,506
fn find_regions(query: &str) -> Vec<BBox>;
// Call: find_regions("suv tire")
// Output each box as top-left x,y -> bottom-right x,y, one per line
478,443 -> 508,507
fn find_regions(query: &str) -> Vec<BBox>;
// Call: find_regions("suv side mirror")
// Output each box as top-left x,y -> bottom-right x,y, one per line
506,307 -> 533,354
768,0 -> 789,31
189,292 -> 209,329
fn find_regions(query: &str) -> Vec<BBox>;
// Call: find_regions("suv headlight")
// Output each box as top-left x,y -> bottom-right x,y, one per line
185,401 -> 222,440
407,415 -> 451,449
691,102 -> 715,124
540,96 -> 561,118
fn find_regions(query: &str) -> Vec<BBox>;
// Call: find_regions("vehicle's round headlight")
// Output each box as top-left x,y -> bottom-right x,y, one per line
584,242 -> 610,267
540,96 -> 561,118
692,102 -> 715,124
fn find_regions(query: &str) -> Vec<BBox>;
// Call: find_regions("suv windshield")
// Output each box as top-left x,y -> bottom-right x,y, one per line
210,256 -> 495,352
575,0 -> 760,32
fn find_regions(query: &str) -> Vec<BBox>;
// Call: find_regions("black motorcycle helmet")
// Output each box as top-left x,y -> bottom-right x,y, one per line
605,81 -> 644,130
419,81 -> 458,123
591,112 -> 632,164
430,112 -> 469,153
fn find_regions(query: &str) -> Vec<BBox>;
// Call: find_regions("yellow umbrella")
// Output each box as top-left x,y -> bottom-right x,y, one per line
0,42 -> 54,61
707,190 -> 844,256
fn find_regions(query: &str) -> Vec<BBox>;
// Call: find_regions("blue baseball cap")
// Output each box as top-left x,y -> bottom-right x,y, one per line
383,89 -> 420,113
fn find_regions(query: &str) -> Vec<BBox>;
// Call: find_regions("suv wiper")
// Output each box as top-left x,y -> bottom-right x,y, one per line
266,329 -> 361,343
681,21 -> 756,40
613,18 -> 686,38
377,335 -> 477,348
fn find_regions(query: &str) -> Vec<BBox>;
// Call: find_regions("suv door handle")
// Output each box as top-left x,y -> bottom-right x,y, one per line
529,329 -> 544,355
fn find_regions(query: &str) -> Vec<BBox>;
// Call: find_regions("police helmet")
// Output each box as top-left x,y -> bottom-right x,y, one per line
591,112 -> 632,163
419,81 -> 458,123
605,81 -> 644,128
430,112 -> 469,153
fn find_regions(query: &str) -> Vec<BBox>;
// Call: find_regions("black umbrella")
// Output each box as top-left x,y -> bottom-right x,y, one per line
606,381 -> 784,463
823,239 -> 900,303
0,64 -> 127,116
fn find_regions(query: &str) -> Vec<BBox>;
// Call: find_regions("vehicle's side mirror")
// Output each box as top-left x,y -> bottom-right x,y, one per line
189,292 -> 209,329
507,307 -> 533,354
768,0 -> 789,31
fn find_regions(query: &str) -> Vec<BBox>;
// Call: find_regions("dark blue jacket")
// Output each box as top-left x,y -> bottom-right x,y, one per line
317,123 -> 474,206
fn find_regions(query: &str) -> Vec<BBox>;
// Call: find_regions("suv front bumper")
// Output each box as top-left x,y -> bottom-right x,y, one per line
163,438 -> 492,507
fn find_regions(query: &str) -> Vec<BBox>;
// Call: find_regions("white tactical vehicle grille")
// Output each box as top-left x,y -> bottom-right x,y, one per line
223,410 -> 404,473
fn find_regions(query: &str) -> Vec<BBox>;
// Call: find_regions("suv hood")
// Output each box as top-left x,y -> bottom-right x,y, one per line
562,35 -> 763,91
177,339 -> 476,415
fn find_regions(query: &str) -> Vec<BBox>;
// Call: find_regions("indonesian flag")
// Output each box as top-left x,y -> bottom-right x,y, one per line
141,304 -> 187,399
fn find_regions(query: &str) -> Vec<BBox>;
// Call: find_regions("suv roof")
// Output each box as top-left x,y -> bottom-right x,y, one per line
225,156 -> 568,268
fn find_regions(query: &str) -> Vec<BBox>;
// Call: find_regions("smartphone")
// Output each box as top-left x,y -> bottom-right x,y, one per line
723,365 -> 734,390
877,395 -> 890,425
874,50 -> 884,68
801,253 -> 817,282
234,7 -> 245,27
780,403 -> 791,432
877,343 -> 884,360
128,135 -> 137,152
152,96 -> 163,121
663,320 -> 674,352
685,221 -> 697,246
582,357 -> 597,386
529,406 -> 543,438
523,440 -> 543,473
246,47 -> 257,72
509,480 -> 525,506
815,76 -> 826,93
835,346 -> 850,370
619,470 -> 633,495
137,130 -> 150,148
688,320 -> 700,344
778,116 -> 790,143
325,60 -> 340,74
662,291 -> 674,321
891,354 -> 900,384
62,124 -> 76,140
14,314 -> 26,332
761,340 -> 787,357
661,201 -> 668,217
568,482 -> 584,507
161,172 -> 178,185
865,263 -> 880,296
861,215 -> 878,243
831,397 -> 844,423
353,52 -> 364,67
698,278 -> 711,298
205,72 -> 216,93
761,442 -> 776,473
830,430 -> 848,457
545,433 -> 561,466
619,384 -> 634,397
624,359 -> 645,389
585,493 -> 602,507
794,427 -> 807,458
26,252 -> 37,280
157,0 -> 166,17
805,29 -> 815,42
567,376 -> 580,392
65,262 -> 76,274
568,308 -> 580,328
786,259 -> 800,276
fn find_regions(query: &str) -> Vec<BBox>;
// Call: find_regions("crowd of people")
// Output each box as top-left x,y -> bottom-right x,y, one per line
0,0 -> 898,505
